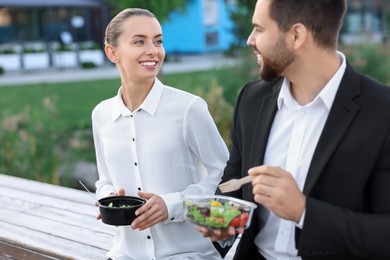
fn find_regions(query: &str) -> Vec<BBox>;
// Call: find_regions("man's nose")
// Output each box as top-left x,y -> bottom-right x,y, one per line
247,30 -> 255,46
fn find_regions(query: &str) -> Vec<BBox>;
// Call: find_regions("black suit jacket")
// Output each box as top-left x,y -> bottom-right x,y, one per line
222,63 -> 390,259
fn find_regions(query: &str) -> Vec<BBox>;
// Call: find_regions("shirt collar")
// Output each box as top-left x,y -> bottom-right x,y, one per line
111,78 -> 164,121
277,51 -> 347,111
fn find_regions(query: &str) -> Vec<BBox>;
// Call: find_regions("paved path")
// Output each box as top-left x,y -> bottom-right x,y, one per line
0,53 -> 239,87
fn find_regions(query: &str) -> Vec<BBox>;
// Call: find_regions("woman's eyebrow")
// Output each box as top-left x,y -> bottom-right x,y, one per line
132,33 -> 163,38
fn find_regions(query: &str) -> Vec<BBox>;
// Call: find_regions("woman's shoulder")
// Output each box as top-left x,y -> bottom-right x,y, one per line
162,84 -> 204,103
91,96 -> 117,118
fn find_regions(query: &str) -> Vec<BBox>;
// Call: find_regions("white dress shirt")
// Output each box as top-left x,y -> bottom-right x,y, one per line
255,52 -> 347,259
92,78 -> 229,260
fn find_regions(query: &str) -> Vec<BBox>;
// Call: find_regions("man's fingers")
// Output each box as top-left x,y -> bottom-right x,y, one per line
248,165 -> 283,177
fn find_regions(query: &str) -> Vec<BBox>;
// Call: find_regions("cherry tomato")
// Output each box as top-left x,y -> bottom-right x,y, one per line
228,213 -> 249,227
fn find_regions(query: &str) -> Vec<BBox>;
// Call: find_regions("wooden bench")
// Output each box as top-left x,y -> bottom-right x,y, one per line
0,173 -> 115,259
0,173 -> 238,260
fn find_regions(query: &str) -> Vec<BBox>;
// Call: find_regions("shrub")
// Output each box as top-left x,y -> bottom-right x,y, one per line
23,47 -> 45,53
0,104 -> 59,184
81,61 -> 97,69
341,44 -> 390,84
196,81 -> 233,148
0,66 -> 4,75
215,50 -> 259,106
79,42 -> 101,51
0,49 -> 16,54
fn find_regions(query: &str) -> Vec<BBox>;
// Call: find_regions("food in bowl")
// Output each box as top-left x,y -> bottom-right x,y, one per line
184,195 -> 257,230
98,196 -> 146,226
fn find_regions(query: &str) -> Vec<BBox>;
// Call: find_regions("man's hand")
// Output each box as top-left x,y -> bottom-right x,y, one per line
195,226 -> 242,242
131,191 -> 168,230
249,165 -> 306,223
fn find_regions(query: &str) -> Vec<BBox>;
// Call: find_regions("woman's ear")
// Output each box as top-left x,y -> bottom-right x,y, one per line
105,44 -> 118,64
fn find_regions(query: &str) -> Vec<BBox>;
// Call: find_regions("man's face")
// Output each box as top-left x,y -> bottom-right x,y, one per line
247,0 -> 294,81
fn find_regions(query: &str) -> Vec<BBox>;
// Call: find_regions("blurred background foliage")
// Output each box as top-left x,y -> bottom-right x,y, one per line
107,0 -> 187,22
1,0 -> 390,188
1,44 -> 389,188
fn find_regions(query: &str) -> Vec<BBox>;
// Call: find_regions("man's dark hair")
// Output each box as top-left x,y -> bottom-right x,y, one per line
268,0 -> 347,49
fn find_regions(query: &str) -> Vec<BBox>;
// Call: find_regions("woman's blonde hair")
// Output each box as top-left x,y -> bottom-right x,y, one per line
104,8 -> 156,47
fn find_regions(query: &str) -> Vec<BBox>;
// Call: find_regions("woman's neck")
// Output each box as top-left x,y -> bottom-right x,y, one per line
121,78 -> 154,112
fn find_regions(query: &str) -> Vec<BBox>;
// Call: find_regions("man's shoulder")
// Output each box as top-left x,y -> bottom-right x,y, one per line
243,77 -> 283,93
238,77 -> 283,102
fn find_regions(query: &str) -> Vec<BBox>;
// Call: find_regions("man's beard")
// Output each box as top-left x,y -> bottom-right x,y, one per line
259,36 -> 294,82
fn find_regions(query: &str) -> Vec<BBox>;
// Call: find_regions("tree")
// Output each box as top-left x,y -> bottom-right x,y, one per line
223,0 -> 257,55
107,0 -> 188,22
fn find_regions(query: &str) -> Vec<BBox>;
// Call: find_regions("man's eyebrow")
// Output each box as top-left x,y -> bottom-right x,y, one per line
252,22 -> 263,29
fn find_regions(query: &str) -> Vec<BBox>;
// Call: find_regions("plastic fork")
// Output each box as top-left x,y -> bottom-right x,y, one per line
218,175 -> 253,193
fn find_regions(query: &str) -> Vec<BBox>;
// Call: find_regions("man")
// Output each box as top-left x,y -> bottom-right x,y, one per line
197,0 -> 390,259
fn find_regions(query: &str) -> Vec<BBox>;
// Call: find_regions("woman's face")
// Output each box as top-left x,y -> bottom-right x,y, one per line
112,16 -> 165,82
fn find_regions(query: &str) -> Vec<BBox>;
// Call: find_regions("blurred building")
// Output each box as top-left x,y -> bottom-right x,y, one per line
0,0 -> 236,71
0,0 -> 109,47
342,0 -> 389,44
162,0 -> 236,54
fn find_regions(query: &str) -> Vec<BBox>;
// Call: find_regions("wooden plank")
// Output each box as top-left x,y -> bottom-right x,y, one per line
0,221 -> 109,259
1,185 -> 97,217
0,193 -> 114,234
0,205 -> 114,250
0,239 -> 62,260
0,174 -> 94,205
0,173 -> 115,259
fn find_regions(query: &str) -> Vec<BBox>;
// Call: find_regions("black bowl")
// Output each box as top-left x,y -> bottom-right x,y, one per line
98,196 -> 146,226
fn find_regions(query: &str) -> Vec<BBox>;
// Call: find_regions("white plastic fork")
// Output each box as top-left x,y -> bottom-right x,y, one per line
218,175 -> 253,193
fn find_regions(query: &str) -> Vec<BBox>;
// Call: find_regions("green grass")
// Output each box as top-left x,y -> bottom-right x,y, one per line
0,69 -> 229,131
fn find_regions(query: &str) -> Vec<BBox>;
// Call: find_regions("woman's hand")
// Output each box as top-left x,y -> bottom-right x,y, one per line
96,188 -> 126,220
195,225 -> 242,242
131,191 -> 168,230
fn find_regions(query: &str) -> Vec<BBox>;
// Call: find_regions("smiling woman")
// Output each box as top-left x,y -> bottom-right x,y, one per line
91,8 -> 229,260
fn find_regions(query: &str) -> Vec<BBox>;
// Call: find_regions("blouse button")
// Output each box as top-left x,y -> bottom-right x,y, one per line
147,235 -> 151,239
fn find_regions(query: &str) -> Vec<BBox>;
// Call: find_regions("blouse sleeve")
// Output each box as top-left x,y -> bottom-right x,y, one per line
161,97 -> 229,222
92,108 -> 116,199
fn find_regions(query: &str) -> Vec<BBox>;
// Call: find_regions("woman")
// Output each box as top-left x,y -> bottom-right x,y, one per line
92,8 -> 228,260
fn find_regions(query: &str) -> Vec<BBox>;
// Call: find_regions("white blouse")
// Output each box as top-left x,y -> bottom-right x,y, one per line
92,78 -> 229,260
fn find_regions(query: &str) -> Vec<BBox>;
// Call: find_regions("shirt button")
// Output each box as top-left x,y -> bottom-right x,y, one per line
132,138 -> 135,142
138,187 -> 141,191
171,217 -> 174,221
147,235 -> 151,239
135,162 -> 138,166
130,115 -> 133,118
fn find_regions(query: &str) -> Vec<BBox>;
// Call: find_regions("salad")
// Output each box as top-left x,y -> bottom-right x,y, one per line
185,199 -> 250,229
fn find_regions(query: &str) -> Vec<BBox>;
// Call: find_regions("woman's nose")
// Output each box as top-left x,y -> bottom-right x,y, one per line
147,43 -> 158,55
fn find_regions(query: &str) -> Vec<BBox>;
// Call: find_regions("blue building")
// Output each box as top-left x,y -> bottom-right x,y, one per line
162,0 -> 236,54
0,0 -> 237,71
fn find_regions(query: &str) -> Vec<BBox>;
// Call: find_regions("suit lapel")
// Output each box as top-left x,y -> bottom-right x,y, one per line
249,80 -> 282,167
303,64 -> 362,195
